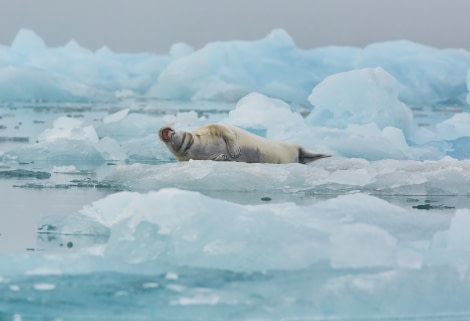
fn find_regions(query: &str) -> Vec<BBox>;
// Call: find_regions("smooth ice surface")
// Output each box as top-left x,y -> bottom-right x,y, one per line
104,157 -> 470,196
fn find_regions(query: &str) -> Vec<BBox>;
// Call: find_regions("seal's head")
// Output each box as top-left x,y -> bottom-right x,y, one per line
158,126 -> 194,160
159,127 -> 173,142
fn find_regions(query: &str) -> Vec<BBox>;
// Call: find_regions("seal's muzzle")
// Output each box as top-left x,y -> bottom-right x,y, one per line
160,127 -> 173,142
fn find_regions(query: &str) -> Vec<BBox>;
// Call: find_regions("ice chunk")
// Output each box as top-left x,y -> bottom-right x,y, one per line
357,40 -> 470,104
4,139 -> 105,165
147,29 -> 352,104
0,66 -> 110,102
0,29 -> 173,102
3,115 -> 125,165
52,165 -> 79,173
435,113 -> 470,141
10,29 -> 47,55
102,108 -> 130,124
226,92 -> 304,131
38,117 -> 99,143
77,188 -> 449,270
95,136 -> 127,161
221,92 -> 443,160
97,113 -> 165,140
410,112 -> 470,160
307,67 -> 414,136
148,32 -> 470,106
162,111 -> 208,130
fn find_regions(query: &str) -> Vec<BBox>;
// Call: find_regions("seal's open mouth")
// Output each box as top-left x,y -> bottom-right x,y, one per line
161,127 -> 173,142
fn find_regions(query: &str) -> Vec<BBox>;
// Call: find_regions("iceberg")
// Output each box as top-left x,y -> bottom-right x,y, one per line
0,29 -> 172,102
306,67 -> 413,136
147,29 -> 338,103
3,115 -> 123,165
356,40 -> 470,104
225,92 -> 304,133
226,92 -> 443,160
1,28 -> 469,105
73,188 -> 452,271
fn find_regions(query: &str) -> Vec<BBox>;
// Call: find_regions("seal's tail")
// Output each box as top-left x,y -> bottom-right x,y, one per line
298,148 -> 331,164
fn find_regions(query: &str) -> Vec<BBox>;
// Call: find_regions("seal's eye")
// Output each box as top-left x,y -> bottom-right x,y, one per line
161,128 -> 172,142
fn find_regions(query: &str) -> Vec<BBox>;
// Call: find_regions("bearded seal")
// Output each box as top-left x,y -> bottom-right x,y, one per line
159,124 -> 329,164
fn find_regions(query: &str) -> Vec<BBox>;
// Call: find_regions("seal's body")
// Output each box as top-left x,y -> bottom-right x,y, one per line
159,124 -> 329,164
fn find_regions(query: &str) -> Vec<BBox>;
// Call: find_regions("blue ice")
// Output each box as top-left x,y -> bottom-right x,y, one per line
1,28 -> 470,320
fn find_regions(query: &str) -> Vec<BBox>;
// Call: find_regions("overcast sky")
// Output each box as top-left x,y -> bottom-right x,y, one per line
0,0 -> 468,53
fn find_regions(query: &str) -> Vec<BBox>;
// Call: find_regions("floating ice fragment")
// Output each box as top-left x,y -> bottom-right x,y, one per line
33,283 -> 55,291
5,139 -> 105,165
165,272 -> 179,280
77,188 -> 450,270
142,282 -> 159,289
226,92 -> 304,130
38,117 -> 99,143
307,67 -> 414,136
9,285 -> 20,292
173,291 -> 220,306
52,165 -> 79,173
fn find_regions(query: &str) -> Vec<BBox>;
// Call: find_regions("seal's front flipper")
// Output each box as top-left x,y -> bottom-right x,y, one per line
225,138 -> 241,159
214,126 -> 241,159
298,148 -> 330,164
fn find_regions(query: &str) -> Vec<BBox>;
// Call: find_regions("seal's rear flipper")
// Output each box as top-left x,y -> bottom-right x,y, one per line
298,148 -> 330,164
